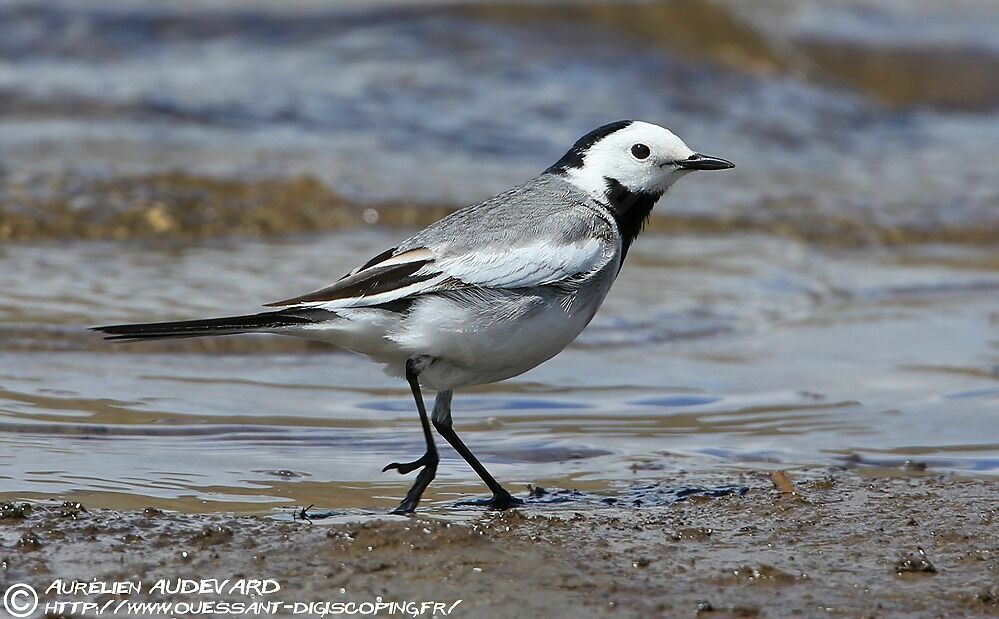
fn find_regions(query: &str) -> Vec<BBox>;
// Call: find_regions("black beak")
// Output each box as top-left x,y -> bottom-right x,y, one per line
676,153 -> 735,171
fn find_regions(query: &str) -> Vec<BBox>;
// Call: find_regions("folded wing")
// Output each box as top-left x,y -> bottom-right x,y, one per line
265,238 -> 610,310
266,176 -> 617,311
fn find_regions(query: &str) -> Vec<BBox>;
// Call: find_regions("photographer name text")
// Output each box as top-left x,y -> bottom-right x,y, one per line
47,578 -> 280,597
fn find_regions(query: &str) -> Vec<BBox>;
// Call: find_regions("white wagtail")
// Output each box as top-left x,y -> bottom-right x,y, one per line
94,120 -> 734,513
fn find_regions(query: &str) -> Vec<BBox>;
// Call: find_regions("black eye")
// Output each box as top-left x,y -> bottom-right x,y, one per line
631,143 -> 650,160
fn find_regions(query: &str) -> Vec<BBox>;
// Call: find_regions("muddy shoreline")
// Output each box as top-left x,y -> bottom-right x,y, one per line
1,471 -> 996,618
2,171 -> 997,246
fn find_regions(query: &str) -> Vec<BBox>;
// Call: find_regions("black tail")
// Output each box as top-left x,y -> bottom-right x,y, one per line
91,309 -> 328,342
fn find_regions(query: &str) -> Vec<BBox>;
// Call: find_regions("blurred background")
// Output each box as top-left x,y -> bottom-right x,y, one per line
0,0 -> 996,512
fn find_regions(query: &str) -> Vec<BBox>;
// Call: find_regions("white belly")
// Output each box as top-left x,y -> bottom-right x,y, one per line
398,289 -> 604,390
281,270 -> 617,391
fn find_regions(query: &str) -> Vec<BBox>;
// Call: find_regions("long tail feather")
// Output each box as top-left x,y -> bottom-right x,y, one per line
91,309 -> 328,341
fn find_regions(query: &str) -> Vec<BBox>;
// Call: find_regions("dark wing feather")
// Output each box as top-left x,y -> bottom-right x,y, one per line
264,248 -> 438,307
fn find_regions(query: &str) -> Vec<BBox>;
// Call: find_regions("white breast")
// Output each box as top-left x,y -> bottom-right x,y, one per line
391,265 -> 618,390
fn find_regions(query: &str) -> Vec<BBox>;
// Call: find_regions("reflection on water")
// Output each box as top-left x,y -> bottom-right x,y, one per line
0,232 -> 996,512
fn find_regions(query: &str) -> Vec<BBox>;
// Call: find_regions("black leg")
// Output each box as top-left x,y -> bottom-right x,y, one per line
431,391 -> 522,509
382,358 -> 438,514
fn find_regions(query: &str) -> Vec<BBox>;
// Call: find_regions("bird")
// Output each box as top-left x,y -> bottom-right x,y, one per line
92,120 -> 734,514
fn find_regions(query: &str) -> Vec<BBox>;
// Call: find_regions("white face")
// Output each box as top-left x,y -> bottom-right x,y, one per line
559,121 -> 724,199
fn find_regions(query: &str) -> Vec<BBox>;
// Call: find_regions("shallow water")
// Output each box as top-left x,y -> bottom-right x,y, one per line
0,231 -> 995,512
0,0 -> 997,512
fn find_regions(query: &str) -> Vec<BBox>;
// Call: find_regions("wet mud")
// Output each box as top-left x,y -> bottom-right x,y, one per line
1,472 -> 996,618
2,170 -> 997,246
0,173 -> 353,242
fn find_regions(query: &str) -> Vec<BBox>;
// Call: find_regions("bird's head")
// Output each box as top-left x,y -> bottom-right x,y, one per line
546,120 -> 734,202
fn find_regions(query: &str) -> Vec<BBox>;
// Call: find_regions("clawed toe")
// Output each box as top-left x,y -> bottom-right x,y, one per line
388,457 -> 439,514
382,453 -> 436,475
391,503 -> 417,515
489,491 -> 524,510
456,489 -> 523,510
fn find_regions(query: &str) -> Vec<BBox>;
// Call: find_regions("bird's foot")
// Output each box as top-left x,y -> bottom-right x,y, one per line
389,458 -> 439,515
456,488 -> 524,510
390,501 -> 419,516
489,489 -> 524,510
382,452 -> 437,475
